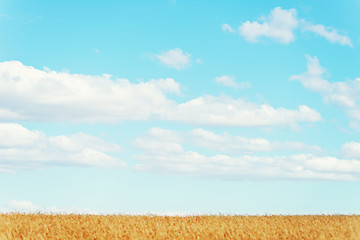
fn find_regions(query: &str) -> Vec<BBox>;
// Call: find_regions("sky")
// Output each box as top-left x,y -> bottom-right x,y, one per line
0,0 -> 360,215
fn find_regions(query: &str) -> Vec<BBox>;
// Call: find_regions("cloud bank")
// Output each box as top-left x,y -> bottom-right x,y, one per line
164,95 -> 320,127
134,128 -> 360,181
0,61 -> 320,127
134,127 -> 322,155
0,123 -> 125,172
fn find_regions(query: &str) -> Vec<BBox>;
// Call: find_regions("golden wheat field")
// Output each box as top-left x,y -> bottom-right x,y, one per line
0,214 -> 359,240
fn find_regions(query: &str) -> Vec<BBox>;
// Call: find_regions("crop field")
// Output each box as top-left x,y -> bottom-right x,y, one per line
0,214 -> 359,239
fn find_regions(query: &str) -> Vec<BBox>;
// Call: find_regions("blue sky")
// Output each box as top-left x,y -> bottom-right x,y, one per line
0,0 -> 360,215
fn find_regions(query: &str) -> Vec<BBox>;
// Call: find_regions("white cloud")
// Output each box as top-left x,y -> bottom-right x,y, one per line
134,127 -> 323,155
290,56 -> 331,93
222,23 -> 234,33
349,109 -> 360,122
290,56 -> 360,110
290,56 -> 360,129
228,7 -> 352,46
239,7 -> 298,44
164,95 -> 321,127
154,48 -> 191,70
189,128 -> 322,154
342,142 -> 360,159
3,201 -> 195,215
134,129 -> 360,180
214,75 -> 250,88
0,61 -> 320,128
0,122 -> 43,147
349,121 -> 360,131
303,22 -> 352,47
215,75 -> 237,87
0,61 -> 179,123
7,200 -> 39,212
135,153 -> 360,181
5,200 -> 99,214
0,123 -> 125,172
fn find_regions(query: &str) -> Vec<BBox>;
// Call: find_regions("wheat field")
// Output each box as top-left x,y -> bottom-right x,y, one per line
0,214 -> 359,239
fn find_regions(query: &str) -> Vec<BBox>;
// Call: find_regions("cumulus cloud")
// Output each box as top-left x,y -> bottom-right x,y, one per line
290,56 -> 331,93
154,48 -> 191,70
0,123 -> 125,172
134,128 -> 360,180
189,128 -> 322,154
0,61 -> 179,123
349,109 -> 360,122
214,75 -> 250,88
239,7 -> 298,43
303,22 -> 352,47
215,75 -> 237,87
226,7 -> 352,46
164,95 -> 321,127
135,153 -> 360,181
0,61 -> 320,128
342,142 -> 360,159
290,56 -> 360,124
134,127 -> 323,155
222,23 -> 234,33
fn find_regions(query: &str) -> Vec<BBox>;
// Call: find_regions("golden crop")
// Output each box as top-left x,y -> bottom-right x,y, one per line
0,214 -> 359,239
